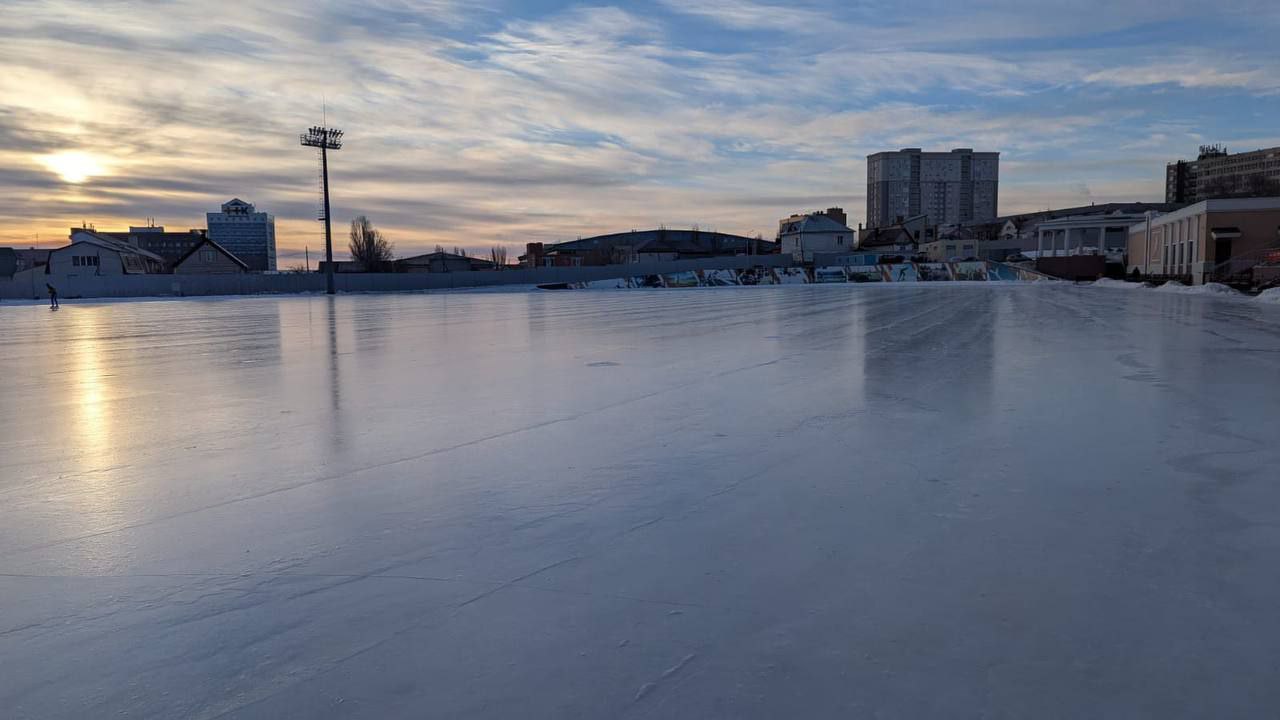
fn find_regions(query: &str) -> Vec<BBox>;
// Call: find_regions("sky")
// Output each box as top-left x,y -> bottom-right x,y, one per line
1,0 -> 1279,264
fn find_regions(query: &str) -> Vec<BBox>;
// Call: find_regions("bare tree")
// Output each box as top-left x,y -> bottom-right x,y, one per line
348,216 -> 394,271
435,244 -> 445,254
453,247 -> 468,258
285,263 -> 310,274
490,246 -> 508,268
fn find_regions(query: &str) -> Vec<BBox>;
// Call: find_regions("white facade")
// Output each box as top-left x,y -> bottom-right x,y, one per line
867,148 -> 999,228
1034,212 -> 1152,261
207,199 -> 276,271
778,213 -> 854,262
46,231 -> 165,283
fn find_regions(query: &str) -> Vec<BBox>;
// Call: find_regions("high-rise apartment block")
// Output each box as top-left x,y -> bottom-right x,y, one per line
1166,145 -> 1280,204
206,199 -> 276,271
866,148 -> 999,228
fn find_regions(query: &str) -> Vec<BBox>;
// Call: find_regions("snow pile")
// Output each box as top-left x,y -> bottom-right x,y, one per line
1090,278 -> 1143,290
1153,282 -> 1242,296
1256,288 -> 1280,305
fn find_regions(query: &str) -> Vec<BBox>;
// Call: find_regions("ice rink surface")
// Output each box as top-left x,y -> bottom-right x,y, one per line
3,284 -> 1280,719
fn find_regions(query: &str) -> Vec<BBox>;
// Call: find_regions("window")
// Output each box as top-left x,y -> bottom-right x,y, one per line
201,250 -> 218,263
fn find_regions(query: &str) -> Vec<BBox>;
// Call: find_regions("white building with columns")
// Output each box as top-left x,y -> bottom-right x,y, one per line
1035,212 -> 1154,261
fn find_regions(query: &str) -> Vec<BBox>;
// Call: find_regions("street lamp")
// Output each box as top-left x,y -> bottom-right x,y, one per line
300,126 -> 344,295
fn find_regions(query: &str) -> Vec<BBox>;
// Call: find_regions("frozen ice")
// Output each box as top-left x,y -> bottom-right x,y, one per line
3,285 -> 1280,718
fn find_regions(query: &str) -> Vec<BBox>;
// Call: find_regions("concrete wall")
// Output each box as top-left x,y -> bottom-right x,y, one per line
0,255 -> 794,300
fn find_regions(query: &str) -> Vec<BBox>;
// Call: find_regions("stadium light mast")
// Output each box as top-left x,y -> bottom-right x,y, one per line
300,126 -> 344,294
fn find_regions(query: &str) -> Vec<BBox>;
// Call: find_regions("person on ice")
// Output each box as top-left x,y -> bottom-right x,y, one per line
46,283 -> 59,309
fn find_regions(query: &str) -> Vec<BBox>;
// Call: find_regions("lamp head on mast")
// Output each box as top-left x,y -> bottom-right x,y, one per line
300,127 -> 343,150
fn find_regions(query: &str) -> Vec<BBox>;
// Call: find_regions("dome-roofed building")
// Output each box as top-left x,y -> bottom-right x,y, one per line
521,228 -> 776,267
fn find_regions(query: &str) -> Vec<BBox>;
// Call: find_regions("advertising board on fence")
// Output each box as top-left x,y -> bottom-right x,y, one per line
531,261 -> 1051,291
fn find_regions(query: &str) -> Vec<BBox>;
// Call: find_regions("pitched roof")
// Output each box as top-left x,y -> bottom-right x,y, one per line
399,251 -> 495,265
13,248 -> 50,264
65,230 -> 164,262
546,229 -> 770,255
781,215 -> 852,235
173,238 -> 249,270
859,225 -> 916,248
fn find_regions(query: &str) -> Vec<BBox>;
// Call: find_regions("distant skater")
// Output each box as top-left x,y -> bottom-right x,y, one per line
46,283 -> 59,309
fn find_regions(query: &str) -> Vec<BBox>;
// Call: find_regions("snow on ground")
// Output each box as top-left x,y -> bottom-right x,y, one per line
1089,277 -> 1143,290
3,284 -> 1280,718
1152,281 -> 1244,296
1089,278 -> 1280,305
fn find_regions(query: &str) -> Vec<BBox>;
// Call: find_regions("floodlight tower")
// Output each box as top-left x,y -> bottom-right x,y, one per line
300,126 -> 344,294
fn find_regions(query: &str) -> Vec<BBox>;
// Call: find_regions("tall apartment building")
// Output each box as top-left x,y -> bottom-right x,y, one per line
1166,144 -> 1280,204
865,148 -> 999,228
206,198 -> 276,271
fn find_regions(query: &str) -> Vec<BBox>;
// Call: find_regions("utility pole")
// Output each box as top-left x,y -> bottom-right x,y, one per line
301,126 -> 344,294
305,246 -> 310,272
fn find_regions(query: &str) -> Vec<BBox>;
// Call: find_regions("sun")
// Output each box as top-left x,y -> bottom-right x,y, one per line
41,151 -> 107,184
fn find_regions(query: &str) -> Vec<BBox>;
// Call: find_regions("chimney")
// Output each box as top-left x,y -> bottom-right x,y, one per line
825,207 -> 847,227
525,242 -> 544,268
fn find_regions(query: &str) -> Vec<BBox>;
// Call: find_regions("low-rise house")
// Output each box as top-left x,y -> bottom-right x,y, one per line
778,209 -> 855,262
0,247 -> 53,278
396,252 -> 497,273
859,215 -> 934,254
172,238 -> 249,274
317,260 -> 367,274
920,225 -> 982,261
47,230 -> 165,277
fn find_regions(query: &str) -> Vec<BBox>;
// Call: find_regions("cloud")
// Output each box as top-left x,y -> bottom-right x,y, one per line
0,0 -> 1278,256
1085,60 -> 1280,92
657,0 -> 837,32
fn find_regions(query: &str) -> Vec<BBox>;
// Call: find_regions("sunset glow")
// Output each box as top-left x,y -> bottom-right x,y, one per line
1,1 -> 1278,265
41,151 -> 107,184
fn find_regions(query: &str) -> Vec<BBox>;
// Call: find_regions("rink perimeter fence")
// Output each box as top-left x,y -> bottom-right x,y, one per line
0,256 -> 1052,301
